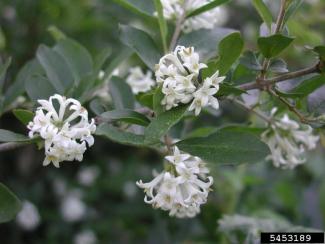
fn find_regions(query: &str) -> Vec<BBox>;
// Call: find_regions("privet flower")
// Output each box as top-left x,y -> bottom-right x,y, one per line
136,146 -> 213,218
155,46 -> 225,115
27,94 -> 96,168
261,108 -> 319,169
126,66 -> 155,94
159,0 -> 226,33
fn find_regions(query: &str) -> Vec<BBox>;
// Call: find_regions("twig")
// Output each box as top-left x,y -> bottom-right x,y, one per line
268,88 -> 310,123
230,98 -> 272,124
0,142 -> 26,152
169,11 -> 186,52
238,63 -> 320,91
257,0 -> 287,82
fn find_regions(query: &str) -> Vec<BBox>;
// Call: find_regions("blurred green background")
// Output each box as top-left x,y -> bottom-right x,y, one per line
0,0 -> 324,243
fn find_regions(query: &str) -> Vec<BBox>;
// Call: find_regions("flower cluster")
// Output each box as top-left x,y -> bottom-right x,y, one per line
27,94 -> 96,168
159,0 -> 225,33
155,46 -> 225,115
126,66 -> 155,94
136,146 -> 213,218
261,108 -> 319,169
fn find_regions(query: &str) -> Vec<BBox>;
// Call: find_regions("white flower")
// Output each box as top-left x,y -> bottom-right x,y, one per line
16,201 -> 41,231
155,46 -> 225,115
61,192 -> 86,222
77,166 -> 100,186
74,230 -> 97,244
27,94 -> 96,168
126,66 -> 155,94
136,146 -> 213,218
261,109 -> 319,169
159,0 -> 227,33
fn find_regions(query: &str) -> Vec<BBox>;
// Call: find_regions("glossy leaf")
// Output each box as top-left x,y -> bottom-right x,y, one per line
13,109 -> 34,125
258,34 -> 294,58
291,75 -> 325,97
0,183 -> 22,223
3,59 -> 43,108
112,0 -> 155,19
252,0 -> 273,29
95,124 -> 160,148
0,129 -> 31,142
100,109 -> 150,126
109,76 -> 135,109
187,0 -> 230,18
36,45 -> 74,93
269,59 -> 288,73
120,25 -> 161,70
144,105 -> 188,144
154,0 -> 168,52
54,38 -> 93,82
179,27 -> 235,61
217,83 -> 246,97
153,85 -> 165,115
176,126 -> 270,164
25,75 -> 56,101
215,32 -> 244,75
239,51 -> 262,71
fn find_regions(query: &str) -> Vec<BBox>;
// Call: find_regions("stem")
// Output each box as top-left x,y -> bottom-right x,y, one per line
268,88 -> 311,123
230,98 -> 272,124
238,63 -> 320,91
0,142 -> 26,152
257,0 -> 287,82
169,11 -> 186,52
274,0 -> 287,33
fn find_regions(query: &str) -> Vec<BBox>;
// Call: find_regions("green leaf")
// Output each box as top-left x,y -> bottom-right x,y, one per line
0,183 -> 22,223
314,46 -> 325,62
95,124 -> 160,148
274,88 -> 304,99
94,47 -> 112,74
3,59 -> 43,108
89,98 -> 107,116
179,27 -> 235,61
0,129 -> 31,142
0,57 -> 11,94
144,105 -> 188,144
153,85 -> 165,115
187,0 -> 230,18
184,127 -> 218,139
112,0 -> 155,19
290,75 -> 325,97
215,32 -> 244,75
176,126 -> 270,164
119,25 -> 161,70
239,51 -> 262,71
257,34 -> 294,58
217,83 -> 246,97
54,38 -> 93,82
13,109 -> 34,125
269,58 -> 288,73
136,90 -> 155,109
109,76 -> 135,109
284,0 -> 303,24
102,47 -> 132,82
47,25 -> 66,41
100,109 -> 150,126
154,0 -> 168,53
36,45 -> 74,93
25,75 -> 56,101
252,0 -> 273,29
